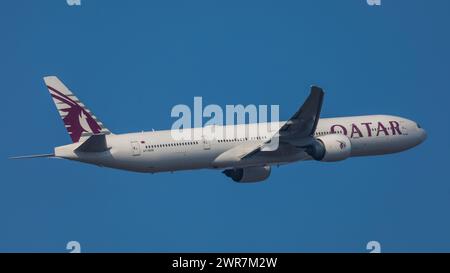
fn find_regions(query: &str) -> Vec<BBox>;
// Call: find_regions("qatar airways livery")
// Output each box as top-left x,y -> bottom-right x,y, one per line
11,76 -> 427,182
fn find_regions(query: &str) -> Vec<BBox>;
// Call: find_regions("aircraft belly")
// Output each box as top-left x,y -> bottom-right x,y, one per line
350,134 -> 414,157
138,149 -> 222,172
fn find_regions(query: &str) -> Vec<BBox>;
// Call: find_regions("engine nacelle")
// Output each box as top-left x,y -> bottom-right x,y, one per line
223,166 -> 271,183
306,134 -> 352,162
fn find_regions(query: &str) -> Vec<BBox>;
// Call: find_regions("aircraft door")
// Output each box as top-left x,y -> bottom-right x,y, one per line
399,121 -> 409,135
202,137 -> 211,150
130,141 -> 141,156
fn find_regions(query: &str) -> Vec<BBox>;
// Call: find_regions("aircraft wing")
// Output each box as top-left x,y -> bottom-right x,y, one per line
241,86 -> 324,159
277,86 -> 324,141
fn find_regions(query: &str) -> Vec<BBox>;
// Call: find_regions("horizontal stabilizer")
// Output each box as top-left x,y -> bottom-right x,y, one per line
75,134 -> 109,153
9,153 -> 55,160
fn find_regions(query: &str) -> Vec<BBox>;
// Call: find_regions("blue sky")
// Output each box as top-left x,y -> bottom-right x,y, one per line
1,0 -> 449,252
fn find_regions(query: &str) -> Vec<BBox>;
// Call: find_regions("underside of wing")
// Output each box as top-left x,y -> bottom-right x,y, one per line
278,85 -> 324,140
74,134 -> 110,153
240,85 -> 324,160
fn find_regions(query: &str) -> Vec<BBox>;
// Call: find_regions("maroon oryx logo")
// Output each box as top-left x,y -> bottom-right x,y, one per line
47,85 -> 102,142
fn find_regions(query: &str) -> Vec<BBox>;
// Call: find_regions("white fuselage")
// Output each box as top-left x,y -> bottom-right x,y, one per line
54,115 -> 426,173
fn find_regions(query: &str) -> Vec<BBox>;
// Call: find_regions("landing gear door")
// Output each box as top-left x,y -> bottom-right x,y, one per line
131,141 -> 141,156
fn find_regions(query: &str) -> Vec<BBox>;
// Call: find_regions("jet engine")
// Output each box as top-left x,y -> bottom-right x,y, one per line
223,165 -> 271,183
306,134 -> 352,162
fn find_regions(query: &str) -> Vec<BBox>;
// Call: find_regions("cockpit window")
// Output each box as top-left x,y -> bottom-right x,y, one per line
417,123 -> 422,129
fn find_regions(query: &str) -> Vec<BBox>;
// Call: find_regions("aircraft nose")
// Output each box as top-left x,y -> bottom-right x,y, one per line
419,128 -> 427,143
414,121 -> 427,144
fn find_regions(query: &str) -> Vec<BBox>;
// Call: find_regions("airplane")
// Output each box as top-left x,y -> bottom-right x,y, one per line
11,76 -> 427,182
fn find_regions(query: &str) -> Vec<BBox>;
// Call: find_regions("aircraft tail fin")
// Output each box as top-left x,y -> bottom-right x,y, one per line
43,76 -> 111,143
